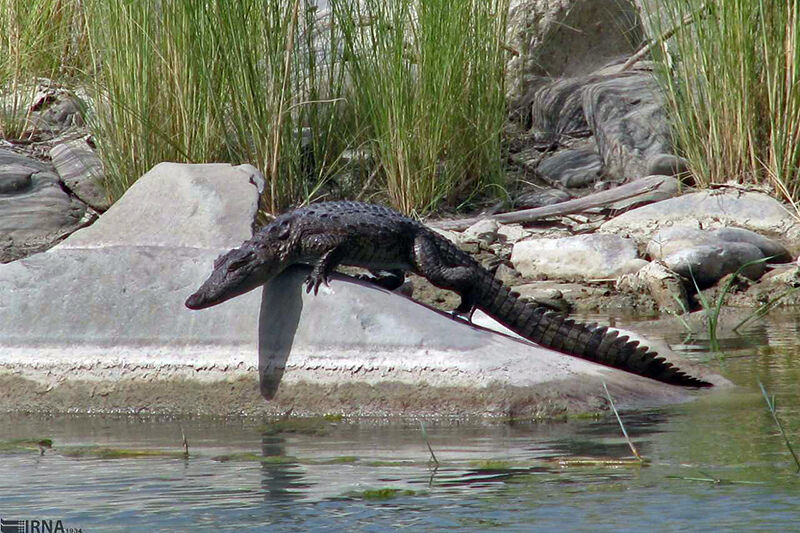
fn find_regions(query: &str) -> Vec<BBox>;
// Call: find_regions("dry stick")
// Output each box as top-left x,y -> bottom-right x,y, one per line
758,381 -> 800,473
419,421 -> 439,465
603,382 -> 644,462
268,0 -> 302,213
429,175 -> 674,231
180,424 -> 189,458
622,3 -> 710,71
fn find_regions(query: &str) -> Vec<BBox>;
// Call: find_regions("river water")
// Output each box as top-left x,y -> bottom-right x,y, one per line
1,311 -> 798,532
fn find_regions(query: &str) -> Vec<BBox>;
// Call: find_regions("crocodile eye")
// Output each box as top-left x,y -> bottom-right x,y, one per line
269,219 -> 291,240
226,251 -> 254,272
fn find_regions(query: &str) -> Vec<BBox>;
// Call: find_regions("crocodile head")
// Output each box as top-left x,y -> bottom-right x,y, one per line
185,217 -> 296,310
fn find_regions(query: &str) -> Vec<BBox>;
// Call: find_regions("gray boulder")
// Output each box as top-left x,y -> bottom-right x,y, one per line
710,227 -> 792,263
646,226 -> 714,260
583,71 -> 673,180
536,143 -> 603,188
0,148 -> 86,262
507,0 -> 642,107
515,188 -> 571,209
50,139 -> 111,211
511,233 -> 639,280
601,190 -> 800,251
663,243 -> 766,288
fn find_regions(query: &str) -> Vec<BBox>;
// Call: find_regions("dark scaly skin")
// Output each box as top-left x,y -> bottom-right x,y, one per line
186,201 -> 712,387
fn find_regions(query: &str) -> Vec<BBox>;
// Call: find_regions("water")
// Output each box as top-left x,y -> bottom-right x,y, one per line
1,312 -> 799,532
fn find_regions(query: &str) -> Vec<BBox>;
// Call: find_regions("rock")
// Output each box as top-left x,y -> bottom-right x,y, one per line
0,164 -> 34,193
462,218 -> 500,245
600,190 -> 800,252
646,226 -> 714,260
511,233 -> 639,280
618,261 -> 689,314
256,267 -> 721,415
515,188 -> 571,209
0,148 -> 86,262
24,85 -> 84,136
663,243 -> 766,288
50,139 -> 111,211
536,144 -> 602,188
621,257 -> 650,274
0,148 -> 50,170
0,162 -> 263,414
60,163 -> 261,249
710,227 -> 792,263
646,153 -> 690,178
506,0 -> 642,109
494,263 -> 522,285
496,223 -> 530,244
583,71 -> 673,180
527,77 -> 590,135
646,225 -> 792,269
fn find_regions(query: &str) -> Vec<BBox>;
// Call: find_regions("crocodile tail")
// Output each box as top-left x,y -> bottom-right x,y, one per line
477,278 -> 712,387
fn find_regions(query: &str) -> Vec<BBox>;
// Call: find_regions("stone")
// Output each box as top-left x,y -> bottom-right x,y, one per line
600,190 -> 800,252
506,0 -> 642,109
583,71 -> 673,180
511,233 -> 639,280
0,162 -> 263,410
59,162 -> 260,249
536,144 -> 602,188
527,76 -> 590,135
710,227 -> 792,264
662,243 -> 766,288
494,263 -> 522,285
496,223 -> 530,244
646,153 -> 690,178
0,149 -> 86,263
0,164 -> 34,193
618,261 -> 689,314
50,139 -> 112,211
462,218 -> 500,245
646,226 -> 714,260
515,188 -> 571,209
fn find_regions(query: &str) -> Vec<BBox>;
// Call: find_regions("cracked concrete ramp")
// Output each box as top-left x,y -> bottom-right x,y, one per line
0,163 -> 722,417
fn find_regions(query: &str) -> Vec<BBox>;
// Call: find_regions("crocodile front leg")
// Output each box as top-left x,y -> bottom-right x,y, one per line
305,246 -> 346,294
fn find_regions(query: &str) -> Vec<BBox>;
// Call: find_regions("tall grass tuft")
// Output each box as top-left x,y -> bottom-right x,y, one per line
85,0 -> 230,199
0,0 -> 87,138
23,0 -> 509,213
204,0 -> 348,212
85,0 -> 347,208
645,1 -> 800,211
334,0 -> 508,213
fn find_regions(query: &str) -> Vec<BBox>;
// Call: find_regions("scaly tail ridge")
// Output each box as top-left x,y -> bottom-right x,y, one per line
478,279 -> 711,387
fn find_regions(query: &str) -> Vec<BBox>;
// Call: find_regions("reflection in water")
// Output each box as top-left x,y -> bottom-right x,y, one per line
0,312 -> 799,531
259,435 -> 308,502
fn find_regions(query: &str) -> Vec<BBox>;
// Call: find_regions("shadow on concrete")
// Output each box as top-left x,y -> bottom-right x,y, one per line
258,266 -> 307,399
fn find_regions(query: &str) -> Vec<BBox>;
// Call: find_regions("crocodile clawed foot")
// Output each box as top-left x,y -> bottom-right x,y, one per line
304,274 -> 329,295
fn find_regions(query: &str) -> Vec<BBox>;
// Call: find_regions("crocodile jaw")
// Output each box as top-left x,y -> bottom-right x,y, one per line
185,246 -> 286,310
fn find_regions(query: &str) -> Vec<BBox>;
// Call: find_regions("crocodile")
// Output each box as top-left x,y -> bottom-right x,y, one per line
186,201 -> 712,387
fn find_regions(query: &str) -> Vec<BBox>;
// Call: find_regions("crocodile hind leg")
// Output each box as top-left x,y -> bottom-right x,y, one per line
411,234 -> 479,319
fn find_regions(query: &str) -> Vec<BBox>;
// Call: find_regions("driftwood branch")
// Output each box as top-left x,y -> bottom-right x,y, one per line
428,175 -> 677,232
